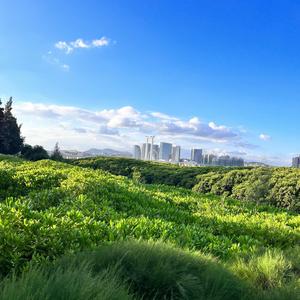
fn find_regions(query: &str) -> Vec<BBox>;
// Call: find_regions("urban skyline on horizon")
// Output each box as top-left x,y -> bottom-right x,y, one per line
133,136 -> 245,167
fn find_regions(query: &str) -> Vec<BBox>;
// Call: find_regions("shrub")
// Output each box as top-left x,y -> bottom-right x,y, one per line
21,144 -> 49,161
69,156 -> 232,189
194,168 -> 300,211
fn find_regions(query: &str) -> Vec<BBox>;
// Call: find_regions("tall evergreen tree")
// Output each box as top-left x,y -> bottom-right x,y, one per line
1,97 -> 24,154
51,142 -> 63,161
0,99 -> 5,153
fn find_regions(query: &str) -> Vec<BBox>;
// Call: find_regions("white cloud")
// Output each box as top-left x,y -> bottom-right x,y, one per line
92,37 -> 110,47
13,101 -> 289,163
55,41 -> 73,54
55,37 -> 110,54
150,112 -> 179,121
13,101 -> 264,158
259,133 -> 271,141
14,102 -> 242,142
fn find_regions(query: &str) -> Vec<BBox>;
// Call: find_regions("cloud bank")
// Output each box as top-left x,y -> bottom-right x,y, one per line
13,101 -> 285,163
15,102 -> 241,142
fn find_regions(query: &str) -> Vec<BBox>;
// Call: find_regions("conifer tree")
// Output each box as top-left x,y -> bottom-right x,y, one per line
2,97 -> 24,154
51,142 -> 63,161
0,97 -> 24,154
0,99 -> 5,153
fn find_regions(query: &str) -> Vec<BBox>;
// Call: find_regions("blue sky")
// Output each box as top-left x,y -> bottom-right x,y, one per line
1,0 -> 300,165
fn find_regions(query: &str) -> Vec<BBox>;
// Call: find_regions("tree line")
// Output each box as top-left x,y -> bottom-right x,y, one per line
0,97 -> 63,161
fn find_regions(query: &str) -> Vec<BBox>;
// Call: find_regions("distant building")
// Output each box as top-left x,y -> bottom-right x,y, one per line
172,145 -> 181,163
191,148 -> 202,164
133,145 -> 141,160
292,156 -> 300,168
244,162 -> 269,167
203,154 -> 217,165
159,142 -> 172,161
152,144 -> 160,161
141,143 -> 151,160
202,153 -> 244,167
217,155 -> 231,166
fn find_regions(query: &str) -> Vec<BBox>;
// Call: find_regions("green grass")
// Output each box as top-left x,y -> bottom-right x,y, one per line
0,157 -> 299,298
1,241 -> 299,300
0,258 -> 132,300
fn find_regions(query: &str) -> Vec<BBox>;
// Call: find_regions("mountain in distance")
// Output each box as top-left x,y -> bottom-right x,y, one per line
59,148 -> 132,159
83,148 -> 132,157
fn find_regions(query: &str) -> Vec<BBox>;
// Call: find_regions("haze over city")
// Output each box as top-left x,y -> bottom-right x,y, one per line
1,1 -> 300,165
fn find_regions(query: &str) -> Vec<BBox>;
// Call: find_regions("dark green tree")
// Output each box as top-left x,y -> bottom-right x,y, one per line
21,144 -> 49,161
0,99 -> 5,153
51,142 -> 63,161
0,97 -> 24,154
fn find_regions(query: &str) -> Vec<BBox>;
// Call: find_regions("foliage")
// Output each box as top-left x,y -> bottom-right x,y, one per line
194,167 -> 300,211
0,258 -> 131,300
70,156 -> 237,189
1,241 -> 299,300
50,142 -> 63,161
21,144 -> 49,161
85,240 -> 248,300
0,98 -> 24,155
0,158 -> 298,271
0,157 -> 299,298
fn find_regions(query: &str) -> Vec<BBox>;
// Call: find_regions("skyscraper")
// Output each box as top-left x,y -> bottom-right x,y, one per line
141,143 -> 151,160
133,145 -> 141,160
191,148 -> 203,164
292,156 -> 300,168
172,145 -> 181,163
152,144 -> 160,161
159,142 -> 172,161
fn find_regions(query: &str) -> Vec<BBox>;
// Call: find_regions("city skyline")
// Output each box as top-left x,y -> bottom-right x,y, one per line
1,1 -> 300,166
133,137 -> 245,166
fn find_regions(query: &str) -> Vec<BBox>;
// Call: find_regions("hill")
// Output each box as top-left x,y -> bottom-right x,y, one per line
0,157 -> 299,299
69,156 -> 241,189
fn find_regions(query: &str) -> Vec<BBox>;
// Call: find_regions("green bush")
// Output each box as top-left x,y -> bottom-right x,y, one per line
20,144 -> 49,161
194,167 -> 300,211
69,156 -> 233,189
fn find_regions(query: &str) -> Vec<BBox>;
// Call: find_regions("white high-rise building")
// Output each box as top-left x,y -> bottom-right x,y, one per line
133,145 -> 141,160
159,142 -> 172,161
172,145 -> 181,163
292,156 -> 300,168
152,144 -> 160,161
191,148 -> 203,164
141,143 -> 151,160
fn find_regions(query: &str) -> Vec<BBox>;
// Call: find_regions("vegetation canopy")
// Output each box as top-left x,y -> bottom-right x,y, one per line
0,156 -> 299,299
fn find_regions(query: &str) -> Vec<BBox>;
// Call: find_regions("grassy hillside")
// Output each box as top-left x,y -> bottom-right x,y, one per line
0,157 -> 299,299
69,156 -> 242,188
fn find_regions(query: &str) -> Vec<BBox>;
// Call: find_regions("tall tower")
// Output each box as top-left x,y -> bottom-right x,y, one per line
145,136 -> 149,160
191,148 -> 203,164
150,136 -> 155,161
133,145 -> 141,159
159,142 -> 173,161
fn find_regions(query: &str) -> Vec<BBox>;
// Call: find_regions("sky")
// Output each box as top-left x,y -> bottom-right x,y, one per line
1,0 -> 300,165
